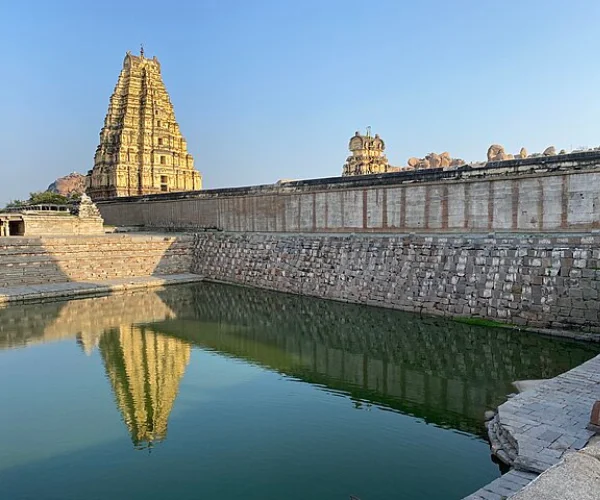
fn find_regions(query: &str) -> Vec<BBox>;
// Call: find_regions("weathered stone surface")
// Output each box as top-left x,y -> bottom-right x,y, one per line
47,172 -> 86,196
510,451 -> 600,500
487,144 -> 505,161
428,152 -> 441,168
487,144 -> 517,161
86,49 -> 202,199
407,157 -> 420,168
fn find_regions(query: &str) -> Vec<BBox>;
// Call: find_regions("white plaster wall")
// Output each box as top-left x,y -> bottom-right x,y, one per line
366,188 -> 383,229
405,186 -> 426,229
428,185 -> 444,229
343,190 -> 362,228
386,187 -> 403,229
518,179 -> 542,231
447,184 -> 465,229
493,180 -> 513,230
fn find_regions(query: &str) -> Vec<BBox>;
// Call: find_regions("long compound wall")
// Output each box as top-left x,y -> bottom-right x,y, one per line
97,152 -> 600,233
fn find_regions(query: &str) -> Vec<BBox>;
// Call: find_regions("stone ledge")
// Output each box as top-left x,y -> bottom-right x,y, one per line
464,356 -> 600,498
0,273 -> 203,305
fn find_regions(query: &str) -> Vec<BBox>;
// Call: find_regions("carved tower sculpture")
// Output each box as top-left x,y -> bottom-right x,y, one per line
342,129 -> 390,176
86,49 -> 202,199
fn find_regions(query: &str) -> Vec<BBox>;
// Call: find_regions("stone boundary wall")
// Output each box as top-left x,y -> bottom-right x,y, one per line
0,234 -> 194,287
98,151 -> 600,233
192,232 -> 600,335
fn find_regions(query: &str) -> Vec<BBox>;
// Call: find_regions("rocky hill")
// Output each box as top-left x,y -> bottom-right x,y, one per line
47,173 -> 86,197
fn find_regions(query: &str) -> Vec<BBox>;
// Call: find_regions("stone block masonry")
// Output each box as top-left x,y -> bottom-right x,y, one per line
0,234 -> 194,288
192,232 -> 600,336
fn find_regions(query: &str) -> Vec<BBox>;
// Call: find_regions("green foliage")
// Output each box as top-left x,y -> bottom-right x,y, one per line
4,199 -> 26,209
3,191 -> 81,210
27,191 -> 70,205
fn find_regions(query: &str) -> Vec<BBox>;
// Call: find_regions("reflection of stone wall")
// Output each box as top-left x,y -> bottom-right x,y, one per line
98,326 -> 190,448
192,232 -> 600,334
155,283 -> 600,435
0,234 -> 193,287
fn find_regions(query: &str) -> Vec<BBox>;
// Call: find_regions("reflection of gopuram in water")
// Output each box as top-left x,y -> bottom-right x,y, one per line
0,290 -> 189,449
98,326 -> 190,449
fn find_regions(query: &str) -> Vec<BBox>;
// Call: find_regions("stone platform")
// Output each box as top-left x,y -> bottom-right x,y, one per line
464,353 -> 600,499
0,273 -> 203,305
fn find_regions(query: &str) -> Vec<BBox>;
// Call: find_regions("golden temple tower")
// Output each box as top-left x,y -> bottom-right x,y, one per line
99,325 -> 191,449
86,48 -> 202,199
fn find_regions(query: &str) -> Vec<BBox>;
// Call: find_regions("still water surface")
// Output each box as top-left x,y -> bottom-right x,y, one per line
1,283 -> 599,500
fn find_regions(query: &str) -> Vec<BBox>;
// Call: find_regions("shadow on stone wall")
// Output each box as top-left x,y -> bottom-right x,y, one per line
0,235 -> 194,291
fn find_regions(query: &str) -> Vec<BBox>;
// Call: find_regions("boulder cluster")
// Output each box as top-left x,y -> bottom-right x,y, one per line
46,172 -> 86,197
405,152 -> 466,170
487,144 -> 561,162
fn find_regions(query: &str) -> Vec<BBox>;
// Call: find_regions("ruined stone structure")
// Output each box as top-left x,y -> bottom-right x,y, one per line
342,129 -> 391,176
86,49 -> 202,200
0,196 -> 104,237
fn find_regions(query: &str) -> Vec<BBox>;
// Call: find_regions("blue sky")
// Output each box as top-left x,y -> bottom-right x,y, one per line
2,0 -> 600,205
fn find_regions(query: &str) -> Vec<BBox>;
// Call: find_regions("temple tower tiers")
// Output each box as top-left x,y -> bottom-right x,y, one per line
342,129 -> 391,176
86,49 -> 202,199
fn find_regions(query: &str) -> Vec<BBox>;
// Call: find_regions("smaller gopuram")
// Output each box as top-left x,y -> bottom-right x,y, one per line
342,129 -> 392,176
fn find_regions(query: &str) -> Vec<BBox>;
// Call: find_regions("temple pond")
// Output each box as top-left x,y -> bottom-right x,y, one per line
1,282 -> 599,500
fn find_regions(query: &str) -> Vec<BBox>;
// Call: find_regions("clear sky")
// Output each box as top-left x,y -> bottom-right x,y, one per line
2,0 -> 600,205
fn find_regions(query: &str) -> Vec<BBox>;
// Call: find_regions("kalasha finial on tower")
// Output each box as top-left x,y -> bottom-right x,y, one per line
140,43 -> 145,58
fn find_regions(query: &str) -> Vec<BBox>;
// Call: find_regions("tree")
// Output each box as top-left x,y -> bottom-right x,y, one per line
27,191 -> 70,205
4,199 -> 26,209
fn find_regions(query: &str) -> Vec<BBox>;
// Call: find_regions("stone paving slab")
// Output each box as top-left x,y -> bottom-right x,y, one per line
464,353 -> 600,499
464,470 -> 538,500
497,354 -> 600,475
0,273 -> 203,305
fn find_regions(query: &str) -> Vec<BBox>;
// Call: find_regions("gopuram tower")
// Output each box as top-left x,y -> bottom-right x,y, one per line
86,48 -> 202,199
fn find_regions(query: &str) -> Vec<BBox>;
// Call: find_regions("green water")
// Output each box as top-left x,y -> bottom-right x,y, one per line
1,283 -> 599,500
